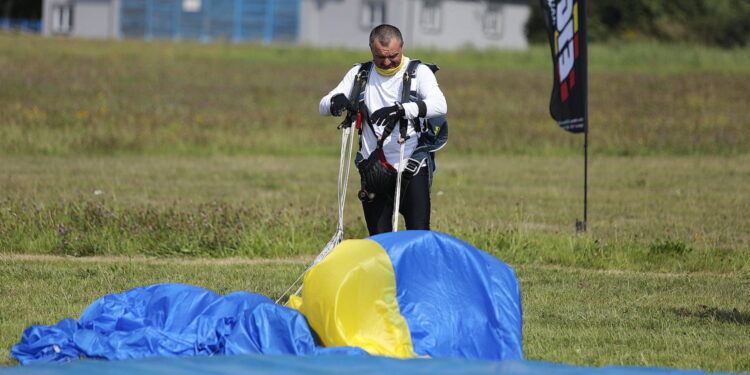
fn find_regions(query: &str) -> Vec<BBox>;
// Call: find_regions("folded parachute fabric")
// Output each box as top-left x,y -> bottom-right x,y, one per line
11,283 -> 366,364
12,230 -> 522,365
288,230 -> 524,360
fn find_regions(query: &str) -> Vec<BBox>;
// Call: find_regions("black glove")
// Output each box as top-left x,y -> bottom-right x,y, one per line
330,93 -> 351,117
370,102 -> 405,139
338,101 -> 370,129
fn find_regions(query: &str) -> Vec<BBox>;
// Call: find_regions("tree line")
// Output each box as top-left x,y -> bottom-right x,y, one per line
2,0 -> 749,48
526,0 -> 750,48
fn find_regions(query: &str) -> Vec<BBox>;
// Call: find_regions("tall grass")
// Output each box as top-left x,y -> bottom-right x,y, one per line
1,155 -> 747,274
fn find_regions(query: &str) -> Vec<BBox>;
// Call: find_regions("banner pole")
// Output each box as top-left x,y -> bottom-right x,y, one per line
582,118 -> 588,231
576,108 -> 588,233
576,0 -> 589,233
584,0 -> 589,232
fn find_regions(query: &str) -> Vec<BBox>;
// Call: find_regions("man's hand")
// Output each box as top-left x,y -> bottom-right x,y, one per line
330,93 -> 351,117
370,102 -> 405,138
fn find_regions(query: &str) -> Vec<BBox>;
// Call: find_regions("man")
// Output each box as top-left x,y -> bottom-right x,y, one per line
319,24 -> 447,236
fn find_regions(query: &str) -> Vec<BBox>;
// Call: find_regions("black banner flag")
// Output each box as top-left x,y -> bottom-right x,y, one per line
539,0 -> 588,133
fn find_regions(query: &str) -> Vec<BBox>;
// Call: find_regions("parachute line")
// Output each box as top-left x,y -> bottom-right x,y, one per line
276,124 -> 356,303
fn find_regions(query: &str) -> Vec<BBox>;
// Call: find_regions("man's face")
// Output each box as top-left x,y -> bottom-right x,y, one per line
370,38 -> 403,70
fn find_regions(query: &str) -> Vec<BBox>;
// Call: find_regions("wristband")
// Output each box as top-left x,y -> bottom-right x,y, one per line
416,100 -> 427,118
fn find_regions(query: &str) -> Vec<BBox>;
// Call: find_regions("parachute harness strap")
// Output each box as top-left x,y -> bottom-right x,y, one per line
392,140 -> 406,232
391,61 -> 420,232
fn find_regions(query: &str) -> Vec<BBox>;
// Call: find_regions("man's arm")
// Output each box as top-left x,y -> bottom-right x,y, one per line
401,64 -> 447,120
319,65 -> 361,116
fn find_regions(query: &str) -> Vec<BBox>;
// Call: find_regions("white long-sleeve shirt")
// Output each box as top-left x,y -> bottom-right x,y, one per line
319,57 -> 447,170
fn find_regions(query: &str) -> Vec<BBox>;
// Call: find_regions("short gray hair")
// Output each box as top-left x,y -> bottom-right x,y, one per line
369,24 -> 403,47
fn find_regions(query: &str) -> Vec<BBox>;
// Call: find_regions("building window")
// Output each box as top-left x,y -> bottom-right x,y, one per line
420,0 -> 442,34
51,4 -> 73,34
360,0 -> 386,29
481,4 -> 504,39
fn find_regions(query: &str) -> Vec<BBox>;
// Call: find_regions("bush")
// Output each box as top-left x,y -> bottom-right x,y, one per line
648,239 -> 692,256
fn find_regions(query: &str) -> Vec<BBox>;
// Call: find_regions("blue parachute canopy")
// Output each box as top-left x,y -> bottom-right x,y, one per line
11,283 -> 365,364
375,230 -> 523,359
13,231 -> 522,364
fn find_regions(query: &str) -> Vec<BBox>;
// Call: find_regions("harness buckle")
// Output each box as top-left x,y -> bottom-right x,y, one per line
403,158 -> 421,175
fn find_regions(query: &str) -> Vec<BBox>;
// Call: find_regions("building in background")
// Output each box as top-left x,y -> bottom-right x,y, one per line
42,0 -> 298,42
301,0 -> 531,50
41,0 -> 531,50
43,0 -> 119,38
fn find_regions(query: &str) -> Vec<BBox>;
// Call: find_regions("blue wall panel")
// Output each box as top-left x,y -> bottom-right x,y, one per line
120,0 -> 299,43
121,0 -> 147,38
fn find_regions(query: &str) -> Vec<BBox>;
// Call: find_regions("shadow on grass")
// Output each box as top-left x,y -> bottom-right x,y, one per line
671,306 -> 750,325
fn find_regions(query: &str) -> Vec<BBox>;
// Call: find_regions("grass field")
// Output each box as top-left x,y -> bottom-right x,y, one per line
1,33 -> 749,371
1,258 -> 748,371
1,155 -> 748,272
2,34 -> 749,157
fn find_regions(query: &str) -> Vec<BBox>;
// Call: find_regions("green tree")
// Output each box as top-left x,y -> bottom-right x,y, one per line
526,0 -> 750,48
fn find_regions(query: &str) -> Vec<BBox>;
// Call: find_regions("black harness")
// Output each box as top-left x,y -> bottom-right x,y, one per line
343,60 -> 447,202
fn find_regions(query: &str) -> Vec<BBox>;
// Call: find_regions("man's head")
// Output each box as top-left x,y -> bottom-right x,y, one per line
369,24 -> 403,70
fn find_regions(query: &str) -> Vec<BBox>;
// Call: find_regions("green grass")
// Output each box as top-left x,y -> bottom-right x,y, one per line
1,34 -> 749,157
1,258 -> 747,372
5,34 -> 749,74
521,266 -> 750,372
1,155 -> 747,273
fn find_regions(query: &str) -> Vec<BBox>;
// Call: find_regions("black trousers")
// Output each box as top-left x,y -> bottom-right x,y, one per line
361,168 -> 431,236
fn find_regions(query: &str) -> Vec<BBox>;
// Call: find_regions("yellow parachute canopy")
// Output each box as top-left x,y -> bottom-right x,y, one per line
288,239 -> 417,358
